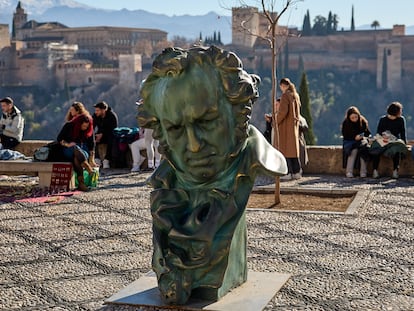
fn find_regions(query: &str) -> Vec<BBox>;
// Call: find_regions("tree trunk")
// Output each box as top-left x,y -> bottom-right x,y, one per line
271,23 -> 281,205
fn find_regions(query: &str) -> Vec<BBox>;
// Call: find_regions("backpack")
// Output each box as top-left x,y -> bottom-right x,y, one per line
111,127 -> 138,168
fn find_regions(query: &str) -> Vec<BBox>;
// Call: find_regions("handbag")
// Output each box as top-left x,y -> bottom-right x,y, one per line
33,141 -> 64,162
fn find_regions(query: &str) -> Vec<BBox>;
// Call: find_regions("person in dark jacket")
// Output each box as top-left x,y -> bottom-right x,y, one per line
372,102 -> 407,179
341,106 -> 371,178
92,101 -> 118,169
57,113 -> 95,191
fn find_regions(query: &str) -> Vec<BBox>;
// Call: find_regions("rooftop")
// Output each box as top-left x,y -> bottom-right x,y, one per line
0,170 -> 412,310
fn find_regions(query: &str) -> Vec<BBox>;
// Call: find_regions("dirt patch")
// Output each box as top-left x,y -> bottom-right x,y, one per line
247,191 -> 354,212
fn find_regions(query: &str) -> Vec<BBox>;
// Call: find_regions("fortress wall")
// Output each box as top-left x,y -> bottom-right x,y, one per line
402,60 -> 414,74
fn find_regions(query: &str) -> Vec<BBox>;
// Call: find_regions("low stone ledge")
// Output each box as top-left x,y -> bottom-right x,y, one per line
304,145 -> 414,177
13,141 -> 414,176
14,140 -> 52,157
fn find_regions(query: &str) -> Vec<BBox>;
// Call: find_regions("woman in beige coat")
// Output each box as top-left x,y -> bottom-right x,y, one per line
276,78 -> 301,180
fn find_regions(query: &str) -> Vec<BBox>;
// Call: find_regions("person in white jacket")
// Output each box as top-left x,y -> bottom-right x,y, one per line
0,97 -> 24,150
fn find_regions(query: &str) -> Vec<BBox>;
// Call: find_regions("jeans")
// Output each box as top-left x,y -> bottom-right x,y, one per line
346,148 -> 367,175
62,144 -> 89,162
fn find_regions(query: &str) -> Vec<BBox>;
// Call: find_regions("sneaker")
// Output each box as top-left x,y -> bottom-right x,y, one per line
292,172 -> 302,180
346,172 -> 354,178
280,174 -> 292,181
103,159 -> 110,169
372,169 -> 379,179
391,169 -> 399,179
360,173 -> 367,178
130,165 -> 140,173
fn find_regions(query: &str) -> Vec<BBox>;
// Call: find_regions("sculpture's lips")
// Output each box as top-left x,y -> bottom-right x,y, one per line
185,154 -> 215,167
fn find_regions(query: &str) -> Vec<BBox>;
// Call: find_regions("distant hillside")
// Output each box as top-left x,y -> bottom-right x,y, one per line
34,6 -> 232,44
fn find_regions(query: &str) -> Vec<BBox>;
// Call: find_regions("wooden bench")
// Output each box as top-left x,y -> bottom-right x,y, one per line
0,160 -> 75,189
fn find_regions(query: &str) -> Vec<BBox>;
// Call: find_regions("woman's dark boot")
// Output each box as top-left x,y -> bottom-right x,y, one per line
77,175 -> 89,192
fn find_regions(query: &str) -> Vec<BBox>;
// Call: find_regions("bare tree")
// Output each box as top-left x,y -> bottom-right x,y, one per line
232,0 -> 302,204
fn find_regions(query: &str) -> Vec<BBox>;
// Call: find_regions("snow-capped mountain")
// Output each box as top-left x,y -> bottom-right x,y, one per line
0,0 -> 89,15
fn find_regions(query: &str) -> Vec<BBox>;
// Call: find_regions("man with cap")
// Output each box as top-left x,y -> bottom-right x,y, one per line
92,101 -> 118,169
0,97 -> 24,150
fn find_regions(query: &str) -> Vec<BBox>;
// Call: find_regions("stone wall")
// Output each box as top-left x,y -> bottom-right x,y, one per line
305,145 -> 414,177
15,141 -> 414,177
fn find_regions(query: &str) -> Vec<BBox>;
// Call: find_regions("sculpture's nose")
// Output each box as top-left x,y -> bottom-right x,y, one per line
186,126 -> 201,153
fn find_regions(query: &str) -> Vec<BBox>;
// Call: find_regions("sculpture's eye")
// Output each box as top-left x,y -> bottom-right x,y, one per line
196,119 -> 212,130
169,124 -> 182,131
166,124 -> 184,137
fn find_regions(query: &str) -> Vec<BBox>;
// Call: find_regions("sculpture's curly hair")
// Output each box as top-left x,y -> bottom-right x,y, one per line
138,45 -> 260,156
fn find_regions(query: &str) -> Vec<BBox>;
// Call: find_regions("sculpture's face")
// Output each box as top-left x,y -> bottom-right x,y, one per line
158,69 -> 237,182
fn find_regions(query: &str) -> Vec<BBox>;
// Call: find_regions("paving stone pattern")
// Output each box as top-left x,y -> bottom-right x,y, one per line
0,171 -> 413,310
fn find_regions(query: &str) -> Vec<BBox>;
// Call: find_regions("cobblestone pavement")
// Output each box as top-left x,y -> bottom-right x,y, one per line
0,170 -> 413,310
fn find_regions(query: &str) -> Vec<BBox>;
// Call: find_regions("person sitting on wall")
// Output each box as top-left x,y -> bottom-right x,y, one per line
371,102 -> 408,179
92,101 -> 118,169
57,103 -> 95,191
0,97 -> 24,150
341,106 -> 371,178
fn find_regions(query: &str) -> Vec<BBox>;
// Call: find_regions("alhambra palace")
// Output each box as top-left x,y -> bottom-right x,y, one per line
1,3 -> 414,92
0,2 -> 168,89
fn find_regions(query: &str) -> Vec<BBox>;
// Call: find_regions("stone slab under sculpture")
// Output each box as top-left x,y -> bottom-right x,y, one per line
138,46 -> 287,305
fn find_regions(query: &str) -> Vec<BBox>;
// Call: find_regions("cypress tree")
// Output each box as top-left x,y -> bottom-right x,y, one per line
213,31 -> 217,43
297,54 -> 305,82
299,72 -> 316,145
351,5 -> 355,31
333,14 -> 339,32
327,11 -> 333,34
382,48 -> 388,89
302,10 -> 312,36
218,31 -> 222,45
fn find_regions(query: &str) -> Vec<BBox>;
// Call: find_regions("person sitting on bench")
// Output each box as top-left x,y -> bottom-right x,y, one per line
57,108 -> 95,191
0,97 -> 24,150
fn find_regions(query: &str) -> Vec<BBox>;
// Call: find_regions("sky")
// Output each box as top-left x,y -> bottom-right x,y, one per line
75,0 -> 414,28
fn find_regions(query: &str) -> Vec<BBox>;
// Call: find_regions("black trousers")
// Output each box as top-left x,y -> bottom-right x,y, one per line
0,134 -> 19,150
372,153 -> 401,170
286,157 -> 301,174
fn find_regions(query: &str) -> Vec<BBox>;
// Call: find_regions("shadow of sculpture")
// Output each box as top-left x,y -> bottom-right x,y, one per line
137,45 -> 287,305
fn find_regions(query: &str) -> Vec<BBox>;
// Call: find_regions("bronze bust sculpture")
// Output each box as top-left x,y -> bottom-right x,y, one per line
138,46 -> 287,305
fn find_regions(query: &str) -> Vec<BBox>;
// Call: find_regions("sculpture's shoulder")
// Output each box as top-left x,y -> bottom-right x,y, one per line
243,125 -> 288,177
